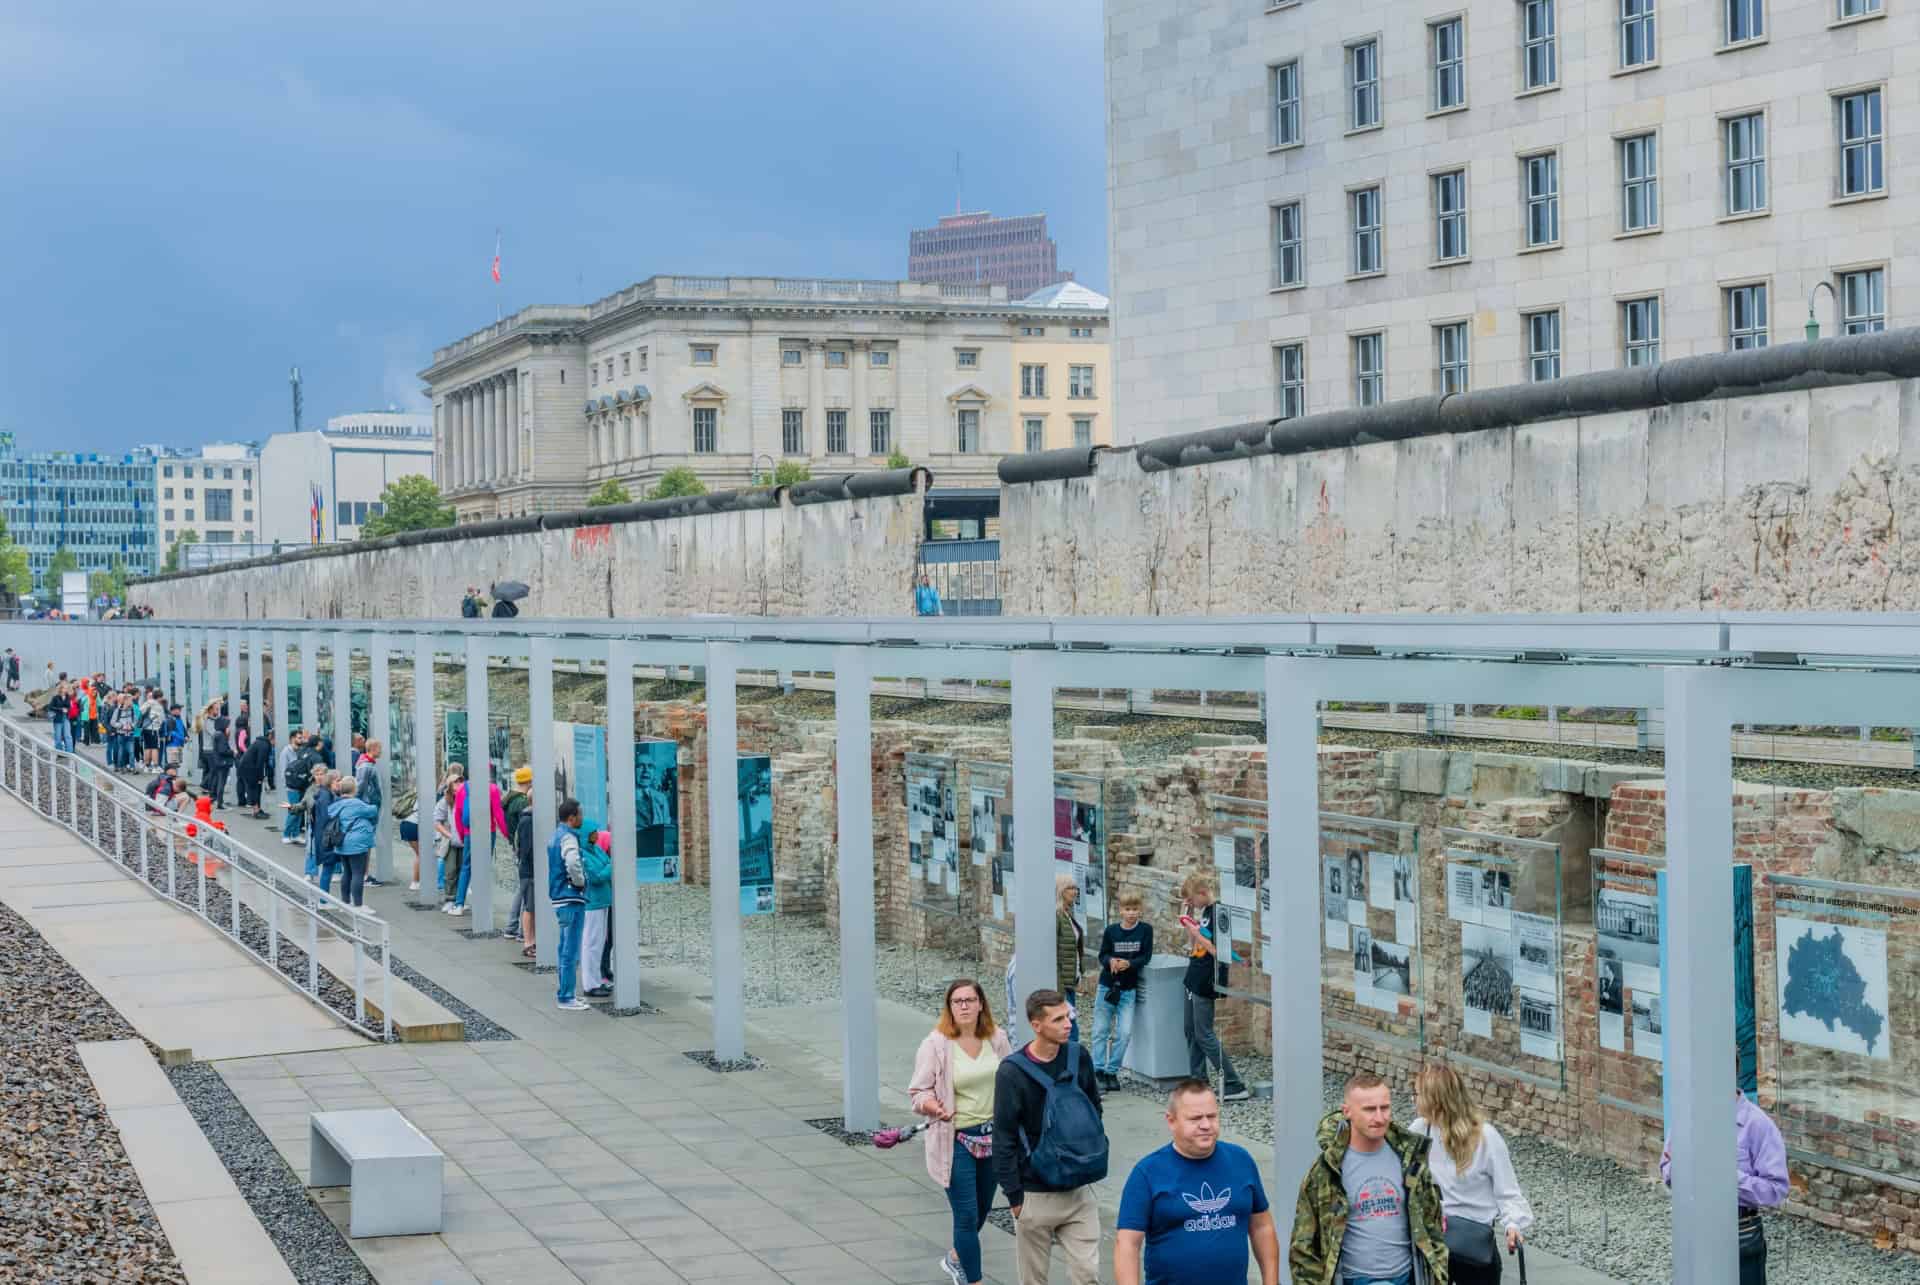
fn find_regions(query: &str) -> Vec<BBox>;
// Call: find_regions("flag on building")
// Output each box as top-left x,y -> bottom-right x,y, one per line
309,484 -> 324,543
491,231 -> 502,284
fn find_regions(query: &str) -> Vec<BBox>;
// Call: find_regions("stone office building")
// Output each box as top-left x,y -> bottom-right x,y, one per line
421,275 -> 1110,521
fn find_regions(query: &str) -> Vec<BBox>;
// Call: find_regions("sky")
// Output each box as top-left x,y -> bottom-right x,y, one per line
0,1 -> 1106,454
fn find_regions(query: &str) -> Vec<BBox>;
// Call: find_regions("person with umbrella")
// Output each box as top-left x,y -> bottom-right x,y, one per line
491,580 -> 528,618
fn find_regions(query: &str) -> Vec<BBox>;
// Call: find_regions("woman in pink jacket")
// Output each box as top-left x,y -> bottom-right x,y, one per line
909,978 -> 1013,1285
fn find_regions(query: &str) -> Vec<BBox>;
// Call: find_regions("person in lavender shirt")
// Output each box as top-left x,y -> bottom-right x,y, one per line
1660,1089 -> 1789,1285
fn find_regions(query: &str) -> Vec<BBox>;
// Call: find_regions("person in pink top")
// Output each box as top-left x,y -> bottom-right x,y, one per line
909,978 -> 1014,1285
447,770 -> 510,917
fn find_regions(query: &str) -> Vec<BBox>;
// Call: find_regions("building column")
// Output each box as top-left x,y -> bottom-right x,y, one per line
433,401 -> 446,489
492,376 -> 506,485
480,382 -> 494,486
706,641 -> 745,1060
460,388 -> 474,490
807,340 -> 827,461
851,340 -> 869,458
506,372 -> 520,479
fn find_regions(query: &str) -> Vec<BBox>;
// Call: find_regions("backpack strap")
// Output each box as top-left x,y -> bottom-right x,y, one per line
1007,1048 -> 1069,1156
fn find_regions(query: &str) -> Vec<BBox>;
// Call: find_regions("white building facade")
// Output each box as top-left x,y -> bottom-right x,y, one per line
156,443 -> 260,552
257,413 -> 433,546
1106,0 -> 1914,440
421,276 -> 1111,521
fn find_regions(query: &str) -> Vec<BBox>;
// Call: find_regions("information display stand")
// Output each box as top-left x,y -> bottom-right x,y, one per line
1437,827 -> 1565,1089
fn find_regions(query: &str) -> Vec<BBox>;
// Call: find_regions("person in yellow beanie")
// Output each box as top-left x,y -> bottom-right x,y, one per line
504,765 -> 535,944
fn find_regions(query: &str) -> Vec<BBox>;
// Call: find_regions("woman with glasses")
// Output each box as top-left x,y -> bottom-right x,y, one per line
909,978 -> 1013,1285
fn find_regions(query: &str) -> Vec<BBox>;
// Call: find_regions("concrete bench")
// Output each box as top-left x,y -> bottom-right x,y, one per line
308,1107 -> 443,1238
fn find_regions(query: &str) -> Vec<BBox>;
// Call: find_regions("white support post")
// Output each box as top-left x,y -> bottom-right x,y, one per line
271,631 -> 289,765
332,631 -> 352,774
1268,656 -> 1324,1272
299,630 -> 320,745
608,640 -> 640,1010
530,638 -> 558,966
1663,666 -> 1739,1285
225,628 -> 241,724
369,635 -> 395,883
706,640 -> 745,1060
835,645 -> 879,1129
411,636 -> 438,905
464,635 -> 494,928
1011,649 -> 1058,1041
246,628 -> 264,735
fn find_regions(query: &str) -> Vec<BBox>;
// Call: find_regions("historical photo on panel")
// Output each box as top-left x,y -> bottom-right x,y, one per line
1775,915 -> 1891,1060
1597,888 -> 1662,993
1518,987 -> 1560,1060
1512,912 -> 1557,992
1597,953 -> 1626,1052
1323,858 -> 1348,951
1461,922 -> 1515,1038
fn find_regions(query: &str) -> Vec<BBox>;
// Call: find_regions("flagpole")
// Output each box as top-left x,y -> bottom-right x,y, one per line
494,228 -> 502,323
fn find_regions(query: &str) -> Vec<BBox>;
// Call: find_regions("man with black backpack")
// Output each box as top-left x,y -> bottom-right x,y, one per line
282,733 -> 321,845
992,989 -> 1107,1285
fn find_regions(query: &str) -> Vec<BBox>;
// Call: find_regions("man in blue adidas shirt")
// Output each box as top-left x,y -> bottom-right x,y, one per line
1117,1079 -> 1278,1285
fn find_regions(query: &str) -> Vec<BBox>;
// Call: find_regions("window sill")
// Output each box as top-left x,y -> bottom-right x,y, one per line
1831,189 -> 1889,207
1345,270 -> 1387,282
1614,226 -> 1662,241
1716,208 -> 1771,225
1429,257 -> 1472,269
1716,35 -> 1769,53
1269,281 -> 1307,294
1829,9 -> 1884,26
1267,141 -> 1304,155
1518,242 -> 1562,255
1427,103 -> 1469,119
1344,123 -> 1384,137
1612,59 -> 1659,77
1515,83 -> 1559,99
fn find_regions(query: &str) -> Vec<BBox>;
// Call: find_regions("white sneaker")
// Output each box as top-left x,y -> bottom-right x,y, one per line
939,1254 -> 965,1285
354,905 -> 376,917
448,904 -> 468,917
557,998 -> 591,1011
408,881 -> 420,892
440,902 -> 452,912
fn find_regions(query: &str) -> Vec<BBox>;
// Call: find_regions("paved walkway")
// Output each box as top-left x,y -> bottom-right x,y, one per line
0,789 -> 360,1061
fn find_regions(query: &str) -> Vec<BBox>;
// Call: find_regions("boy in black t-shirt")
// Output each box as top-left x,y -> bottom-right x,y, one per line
1091,892 -> 1154,1091
1179,874 -> 1248,1101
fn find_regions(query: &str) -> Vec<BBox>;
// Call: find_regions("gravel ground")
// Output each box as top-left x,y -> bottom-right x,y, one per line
164,1064 -> 372,1285
0,900 -> 186,1283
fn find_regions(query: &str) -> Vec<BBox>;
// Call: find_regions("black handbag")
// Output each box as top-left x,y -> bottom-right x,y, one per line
1444,1214 -> 1500,1268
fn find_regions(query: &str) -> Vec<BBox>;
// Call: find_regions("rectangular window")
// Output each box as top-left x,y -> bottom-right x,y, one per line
1522,0 -> 1557,88
782,347 -> 803,366
692,345 -> 716,365
244,509 -> 253,522
353,501 -> 369,526
869,409 -> 892,455
1435,322 -> 1470,393
163,487 -> 173,499
162,466 -> 173,478
591,366 -> 599,386
1070,326 -> 1094,338
1431,18 -> 1465,110
1069,365 -> 1096,398
1024,417 -> 1045,452
1726,0 -> 1763,42
826,409 -> 848,454
163,508 -> 174,522
1620,0 -> 1655,65
1839,267 -> 1886,333
1275,344 -> 1306,420
1727,284 -> 1769,349
1272,201 -> 1304,287
1725,113 -> 1768,214
1433,170 -> 1468,261
693,406 -> 718,451
1271,61 -> 1301,145
1837,89 -> 1885,197
336,501 -> 351,526
1619,133 -> 1659,231
1622,297 -> 1662,366
781,408 -> 805,455
1021,364 -> 1047,397
1526,310 -> 1562,381
956,349 -> 979,368
636,349 -> 647,371
1839,0 -> 1882,15
243,468 -> 251,481
826,349 -> 848,368
1072,418 -> 1093,448
1524,153 -> 1560,247
622,353 -> 631,375
184,487 -> 194,499
1347,40 -> 1380,129
957,409 -> 980,453
205,489 -> 233,522
1350,186 -> 1383,275
1352,333 -> 1385,406
871,348 -> 890,367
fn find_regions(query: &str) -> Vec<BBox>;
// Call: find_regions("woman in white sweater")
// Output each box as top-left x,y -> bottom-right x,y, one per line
1411,1063 -> 1534,1284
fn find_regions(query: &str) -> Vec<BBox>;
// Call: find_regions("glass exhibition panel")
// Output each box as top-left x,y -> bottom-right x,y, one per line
1764,873 -> 1920,1179
967,761 -> 1014,923
1437,827 -> 1565,1087
1316,810 -> 1424,1050
1053,770 -> 1109,943
905,752 -> 962,916
1206,794 -> 1271,1002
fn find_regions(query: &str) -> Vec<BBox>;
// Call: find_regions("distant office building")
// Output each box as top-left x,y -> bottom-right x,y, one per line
0,434 -> 158,592
156,443 -> 260,557
909,211 -> 1073,301
258,413 -> 433,545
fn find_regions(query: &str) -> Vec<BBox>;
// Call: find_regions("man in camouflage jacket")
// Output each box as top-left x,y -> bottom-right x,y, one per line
1290,1095 -> 1449,1285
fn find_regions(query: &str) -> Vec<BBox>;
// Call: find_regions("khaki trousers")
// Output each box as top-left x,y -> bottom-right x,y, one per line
1014,1185 -> 1099,1285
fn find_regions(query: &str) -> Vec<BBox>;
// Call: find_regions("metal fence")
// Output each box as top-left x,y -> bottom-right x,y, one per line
0,716 -> 390,1040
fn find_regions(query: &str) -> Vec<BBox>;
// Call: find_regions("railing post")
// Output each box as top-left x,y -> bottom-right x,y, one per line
352,936 -> 366,1027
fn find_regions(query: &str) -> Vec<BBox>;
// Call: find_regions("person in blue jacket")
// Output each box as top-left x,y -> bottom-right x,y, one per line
547,798 -> 589,1011
914,572 -> 943,617
327,778 -> 379,912
578,823 -> 614,999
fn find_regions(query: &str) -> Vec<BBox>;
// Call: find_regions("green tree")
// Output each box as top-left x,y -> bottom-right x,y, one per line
585,478 -> 634,507
772,460 -> 811,486
0,515 -> 29,602
646,467 -> 707,501
45,546 -> 79,591
887,450 -> 910,470
359,475 -> 455,539
162,529 -> 200,574
88,556 -> 129,603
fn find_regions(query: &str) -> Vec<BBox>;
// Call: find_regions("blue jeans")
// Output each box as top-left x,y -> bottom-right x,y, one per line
51,721 -> 72,753
282,788 -> 303,839
1090,988 -> 1137,1075
554,904 -> 584,1003
316,857 -> 343,899
945,1129 -> 994,1283
454,838 -> 477,907
1343,1274 -> 1412,1285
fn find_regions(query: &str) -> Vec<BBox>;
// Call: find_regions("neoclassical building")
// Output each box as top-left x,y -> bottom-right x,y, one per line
421,275 -> 1111,520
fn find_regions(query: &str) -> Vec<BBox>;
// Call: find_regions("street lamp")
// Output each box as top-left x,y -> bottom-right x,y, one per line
1804,280 -> 1837,342
751,452 -> 775,487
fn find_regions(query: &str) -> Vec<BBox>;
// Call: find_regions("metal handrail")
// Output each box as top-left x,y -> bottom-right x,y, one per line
0,716 -> 391,1040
